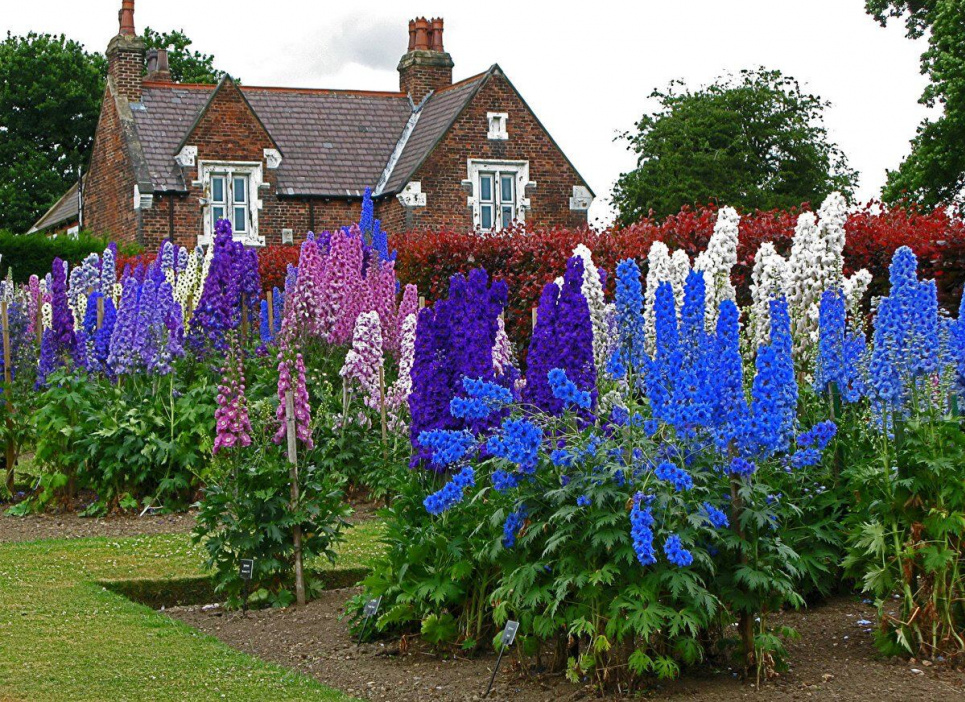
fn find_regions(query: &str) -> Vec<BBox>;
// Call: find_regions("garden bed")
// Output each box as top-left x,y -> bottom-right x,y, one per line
167,589 -> 965,701
0,510 -> 196,543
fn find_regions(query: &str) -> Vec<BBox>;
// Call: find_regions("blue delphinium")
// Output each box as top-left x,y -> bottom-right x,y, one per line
702,502 -> 729,529
728,456 -> 757,477
746,297 -> 797,457
417,429 -> 477,467
260,299 -> 273,344
486,418 -> 543,472
577,495 -> 592,507
547,367 -> 592,409
615,258 -> 647,368
815,288 -> 866,403
630,495 -> 657,566
502,506 -> 527,548
644,282 -> 680,423
797,420 -> 837,451
664,534 -> 693,567
450,377 -> 514,420
654,462 -> 693,491
424,466 -> 476,514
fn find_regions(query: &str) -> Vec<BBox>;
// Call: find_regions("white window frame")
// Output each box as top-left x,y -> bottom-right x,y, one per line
466,159 -> 532,232
198,161 -> 265,246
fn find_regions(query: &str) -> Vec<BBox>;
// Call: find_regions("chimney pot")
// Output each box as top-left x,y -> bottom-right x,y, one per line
157,48 -> 170,74
413,17 -> 430,51
430,18 -> 445,52
146,48 -> 158,73
119,0 -> 136,36
408,20 -> 416,51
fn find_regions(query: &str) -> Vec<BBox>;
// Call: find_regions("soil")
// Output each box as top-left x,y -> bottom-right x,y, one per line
168,590 -> 965,702
0,510 -> 196,543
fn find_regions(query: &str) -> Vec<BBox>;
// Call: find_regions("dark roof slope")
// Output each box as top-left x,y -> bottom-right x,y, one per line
383,71 -> 489,194
29,180 -> 81,234
244,88 -> 412,196
135,84 -> 213,191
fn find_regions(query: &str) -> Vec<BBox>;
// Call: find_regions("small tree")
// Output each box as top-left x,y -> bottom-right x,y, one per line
613,69 -> 857,224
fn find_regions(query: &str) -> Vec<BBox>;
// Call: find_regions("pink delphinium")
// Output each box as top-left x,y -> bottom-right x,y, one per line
340,311 -> 384,412
212,350 -> 253,455
274,351 -> 313,449
281,238 -> 325,342
368,260 -> 398,353
386,312 -> 417,430
325,228 -> 366,346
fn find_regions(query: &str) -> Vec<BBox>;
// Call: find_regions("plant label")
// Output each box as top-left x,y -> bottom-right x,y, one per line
239,559 -> 254,581
363,596 -> 382,618
501,620 -> 519,647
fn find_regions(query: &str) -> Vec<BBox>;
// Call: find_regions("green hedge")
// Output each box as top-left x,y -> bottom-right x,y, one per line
0,230 -> 142,282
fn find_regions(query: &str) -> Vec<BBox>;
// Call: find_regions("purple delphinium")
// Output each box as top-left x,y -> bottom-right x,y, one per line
408,269 -> 507,468
37,258 -> 86,385
187,221 -> 245,355
108,277 -> 141,375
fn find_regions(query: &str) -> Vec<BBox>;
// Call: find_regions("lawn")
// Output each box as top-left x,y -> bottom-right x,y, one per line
0,520 -> 385,701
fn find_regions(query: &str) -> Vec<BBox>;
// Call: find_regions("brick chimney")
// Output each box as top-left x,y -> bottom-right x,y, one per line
398,17 -> 453,104
146,48 -> 173,82
106,0 -> 145,101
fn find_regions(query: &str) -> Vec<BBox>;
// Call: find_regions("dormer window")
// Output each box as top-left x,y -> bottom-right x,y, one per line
487,112 -> 508,140
198,161 -> 264,246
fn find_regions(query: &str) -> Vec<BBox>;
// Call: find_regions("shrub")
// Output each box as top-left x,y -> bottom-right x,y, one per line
0,231 -> 141,282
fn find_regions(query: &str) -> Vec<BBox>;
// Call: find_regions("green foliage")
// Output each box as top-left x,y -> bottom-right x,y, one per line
0,230 -> 141,283
28,363 -> 216,513
843,409 -> 965,658
613,68 -> 857,224
868,2 -> 965,206
193,393 -> 350,609
0,32 -> 104,233
142,28 -> 226,84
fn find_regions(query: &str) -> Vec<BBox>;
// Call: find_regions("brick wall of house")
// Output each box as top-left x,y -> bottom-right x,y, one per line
83,86 -> 138,241
132,82 -> 370,250
399,71 -> 590,233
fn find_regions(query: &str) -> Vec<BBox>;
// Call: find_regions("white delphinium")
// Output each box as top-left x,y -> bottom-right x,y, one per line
749,242 -> 788,348
492,315 -> 514,377
386,313 -> 417,430
843,268 -> 872,323
572,244 -> 609,373
669,249 -> 691,312
694,207 -> 740,331
787,192 -> 850,352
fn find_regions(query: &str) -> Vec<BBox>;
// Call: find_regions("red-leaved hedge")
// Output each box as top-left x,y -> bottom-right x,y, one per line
389,203 -> 965,344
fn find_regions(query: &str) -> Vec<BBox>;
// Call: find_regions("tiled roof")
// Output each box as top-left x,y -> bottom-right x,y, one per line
383,72 -> 489,193
244,88 -> 412,196
135,85 -> 213,191
128,76 -> 484,198
29,180 -> 81,233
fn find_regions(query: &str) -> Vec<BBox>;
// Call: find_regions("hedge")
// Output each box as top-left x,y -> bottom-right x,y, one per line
0,231 -> 142,283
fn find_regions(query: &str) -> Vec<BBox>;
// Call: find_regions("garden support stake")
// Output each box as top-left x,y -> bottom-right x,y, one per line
2,301 -> 15,493
285,390 -> 306,607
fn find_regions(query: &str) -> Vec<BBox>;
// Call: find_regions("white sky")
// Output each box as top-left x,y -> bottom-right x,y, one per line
4,0 -> 936,226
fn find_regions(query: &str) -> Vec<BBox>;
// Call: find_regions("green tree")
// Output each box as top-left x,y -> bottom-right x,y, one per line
143,28 -> 225,85
613,69 -> 857,225
0,33 -> 104,233
0,30 -> 223,234
867,1 -> 965,206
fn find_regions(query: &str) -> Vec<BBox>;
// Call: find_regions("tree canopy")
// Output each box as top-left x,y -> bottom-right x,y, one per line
0,30 -> 223,234
612,69 -> 857,225
866,1 -> 965,206
143,28 -> 225,85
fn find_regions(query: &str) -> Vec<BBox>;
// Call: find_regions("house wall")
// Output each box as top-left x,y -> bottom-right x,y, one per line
397,71 -> 590,233
83,86 -> 138,241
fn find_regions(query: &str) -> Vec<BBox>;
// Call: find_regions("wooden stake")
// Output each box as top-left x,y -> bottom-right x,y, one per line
531,307 -> 538,331
418,296 -> 426,311
36,304 -> 43,345
267,295 -> 275,336
285,390 -> 306,607
241,304 -> 249,341
341,376 -> 349,433
379,365 -> 387,456
96,295 -> 105,330
2,301 -> 15,493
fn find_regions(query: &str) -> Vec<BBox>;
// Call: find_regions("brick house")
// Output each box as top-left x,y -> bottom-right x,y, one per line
32,1 -> 595,249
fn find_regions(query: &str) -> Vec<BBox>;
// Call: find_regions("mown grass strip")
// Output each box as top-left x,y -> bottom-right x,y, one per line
0,520 -> 386,701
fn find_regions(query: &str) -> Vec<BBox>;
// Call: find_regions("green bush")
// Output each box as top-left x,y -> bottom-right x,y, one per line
0,230 -> 141,282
